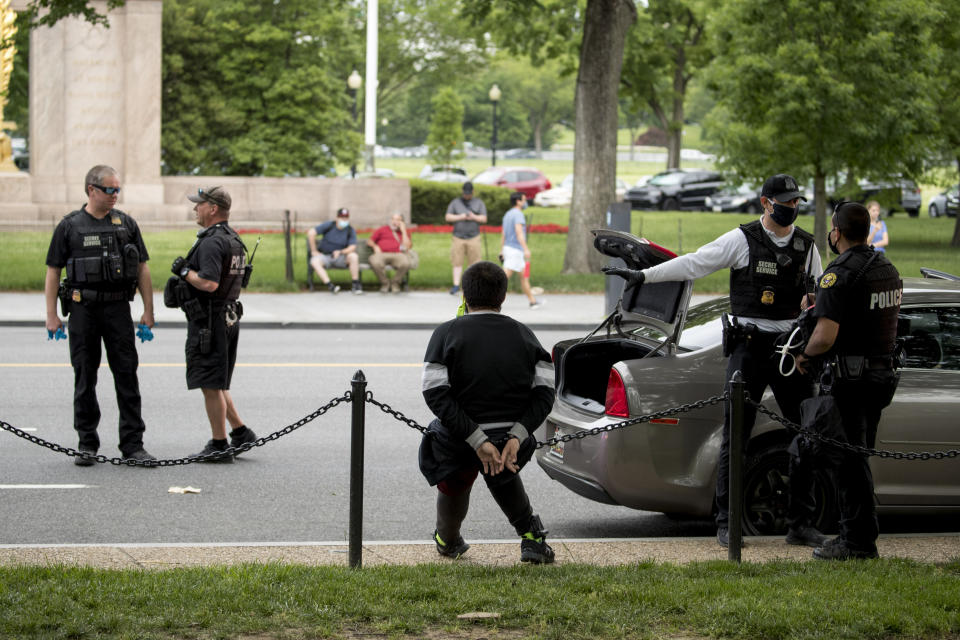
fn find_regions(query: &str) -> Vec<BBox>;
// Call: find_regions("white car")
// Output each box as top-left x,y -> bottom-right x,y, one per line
533,174 -> 628,208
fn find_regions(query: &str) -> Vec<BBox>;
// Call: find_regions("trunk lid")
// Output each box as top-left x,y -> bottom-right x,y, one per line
592,229 -> 695,349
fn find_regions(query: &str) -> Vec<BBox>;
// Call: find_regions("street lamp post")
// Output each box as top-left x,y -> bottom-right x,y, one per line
348,70 -> 362,178
489,84 -> 501,167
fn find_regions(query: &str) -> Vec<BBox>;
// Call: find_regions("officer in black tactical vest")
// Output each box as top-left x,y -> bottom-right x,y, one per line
603,173 -> 828,549
44,165 -> 157,465
795,202 -> 902,560
171,186 -> 257,463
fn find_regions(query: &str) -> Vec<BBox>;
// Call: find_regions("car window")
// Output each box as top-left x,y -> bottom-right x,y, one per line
648,172 -> 686,187
520,171 -> 539,181
897,306 -> 960,370
503,171 -> 520,182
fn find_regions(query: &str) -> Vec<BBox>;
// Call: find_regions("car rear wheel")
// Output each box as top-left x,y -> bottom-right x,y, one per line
661,197 -> 679,211
930,204 -> 940,218
741,441 -> 838,536
907,208 -> 920,218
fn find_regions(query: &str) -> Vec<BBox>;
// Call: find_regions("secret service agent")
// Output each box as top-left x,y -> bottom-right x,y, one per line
603,173 -> 827,549
43,164 -> 156,465
796,202 -> 902,560
174,186 -> 257,463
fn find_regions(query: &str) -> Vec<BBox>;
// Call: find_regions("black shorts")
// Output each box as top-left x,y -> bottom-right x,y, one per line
185,308 -> 239,390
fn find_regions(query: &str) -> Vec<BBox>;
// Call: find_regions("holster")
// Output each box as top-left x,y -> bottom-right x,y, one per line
721,314 -> 756,357
57,281 -> 72,316
182,298 -> 208,323
837,355 -> 865,380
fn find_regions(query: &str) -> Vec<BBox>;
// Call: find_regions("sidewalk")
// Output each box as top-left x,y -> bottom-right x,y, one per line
0,290 -> 719,330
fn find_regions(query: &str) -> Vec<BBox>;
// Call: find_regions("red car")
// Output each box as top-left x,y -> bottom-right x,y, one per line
471,166 -> 552,200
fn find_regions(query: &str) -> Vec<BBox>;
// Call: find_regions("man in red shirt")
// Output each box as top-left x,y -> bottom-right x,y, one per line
366,213 -> 413,293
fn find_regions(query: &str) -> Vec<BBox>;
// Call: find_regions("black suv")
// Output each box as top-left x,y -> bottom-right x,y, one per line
624,169 -> 725,211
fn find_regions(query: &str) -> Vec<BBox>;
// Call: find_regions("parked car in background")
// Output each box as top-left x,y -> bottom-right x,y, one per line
623,169 -> 725,211
857,179 -> 922,217
418,165 -> 468,183
471,166 -> 552,200
704,184 -> 762,214
537,229 -> 960,534
929,186 -> 959,218
533,174 -> 629,208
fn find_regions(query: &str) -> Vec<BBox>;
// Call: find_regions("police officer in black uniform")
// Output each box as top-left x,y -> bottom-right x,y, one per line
44,165 -> 156,465
172,186 -> 256,463
796,202 -> 902,560
603,174 -> 827,548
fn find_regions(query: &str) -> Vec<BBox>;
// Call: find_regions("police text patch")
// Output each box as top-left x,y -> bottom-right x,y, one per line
870,288 -> 902,310
819,273 -> 837,288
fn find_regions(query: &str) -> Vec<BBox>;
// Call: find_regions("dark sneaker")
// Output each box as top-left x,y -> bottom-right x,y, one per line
328,282 -> 341,294
434,530 -> 470,558
449,285 -> 461,295
229,426 -> 257,453
813,538 -> 879,560
520,532 -> 555,564
716,527 -> 746,548
351,282 -> 364,295
74,446 -> 97,467
786,526 -> 828,548
122,448 -> 157,467
189,440 -> 234,464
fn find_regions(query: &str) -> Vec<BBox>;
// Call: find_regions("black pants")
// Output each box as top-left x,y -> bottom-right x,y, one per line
715,331 -> 815,529
826,371 -> 898,551
67,300 -> 145,456
436,472 -> 536,543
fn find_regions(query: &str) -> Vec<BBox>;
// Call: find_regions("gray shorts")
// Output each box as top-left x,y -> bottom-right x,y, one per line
319,253 -> 349,269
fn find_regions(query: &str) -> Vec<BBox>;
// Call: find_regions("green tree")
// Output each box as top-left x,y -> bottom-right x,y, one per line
621,0 -> 712,169
463,0 -> 637,274
924,0 -> 960,247
162,0 -> 361,176
426,86 -> 465,166
705,0 -> 937,251
18,0 -> 124,28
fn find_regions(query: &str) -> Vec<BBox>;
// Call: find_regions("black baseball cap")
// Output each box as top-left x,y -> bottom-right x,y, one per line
462,181 -> 474,195
761,174 -> 806,202
336,207 -> 350,218
187,186 -> 232,209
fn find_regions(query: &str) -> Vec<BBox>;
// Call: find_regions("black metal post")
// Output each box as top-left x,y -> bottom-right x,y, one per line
350,88 -> 359,179
349,369 -> 367,568
728,370 -> 745,563
283,210 -> 293,283
491,100 -> 498,167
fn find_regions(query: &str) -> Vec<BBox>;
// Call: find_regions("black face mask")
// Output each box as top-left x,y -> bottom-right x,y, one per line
769,201 -> 799,227
828,228 -> 840,255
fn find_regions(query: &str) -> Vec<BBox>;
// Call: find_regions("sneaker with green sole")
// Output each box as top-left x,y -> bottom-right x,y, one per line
434,530 -> 470,558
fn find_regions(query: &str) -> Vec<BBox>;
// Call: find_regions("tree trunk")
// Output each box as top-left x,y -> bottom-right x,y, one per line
814,169 -> 828,262
952,156 -> 960,248
563,0 -> 637,274
533,120 -> 543,158
666,53 -> 685,169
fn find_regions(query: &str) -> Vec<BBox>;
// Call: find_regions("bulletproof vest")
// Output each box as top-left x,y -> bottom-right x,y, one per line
729,220 -> 813,320
194,223 -> 247,302
827,246 -> 902,357
63,209 -> 140,290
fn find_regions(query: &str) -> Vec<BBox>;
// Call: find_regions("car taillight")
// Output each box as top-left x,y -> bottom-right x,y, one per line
605,368 -> 629,417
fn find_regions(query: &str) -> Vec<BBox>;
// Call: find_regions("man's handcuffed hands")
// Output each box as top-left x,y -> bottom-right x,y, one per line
475,436 -> 522,476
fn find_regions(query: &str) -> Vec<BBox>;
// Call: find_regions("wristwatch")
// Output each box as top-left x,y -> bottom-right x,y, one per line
180,266 -> 190,279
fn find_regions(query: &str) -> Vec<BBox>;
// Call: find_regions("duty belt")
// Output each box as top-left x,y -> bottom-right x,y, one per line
71,288 -> 131,303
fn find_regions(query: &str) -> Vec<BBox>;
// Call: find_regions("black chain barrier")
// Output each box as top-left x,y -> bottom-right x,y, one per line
4,386 -> 960,463
747,395 -> 960,461
0,392 -> 350,467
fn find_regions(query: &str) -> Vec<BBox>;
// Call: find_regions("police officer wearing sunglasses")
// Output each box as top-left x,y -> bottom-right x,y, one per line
171,186 -> 256,463
44,165 -> 157,465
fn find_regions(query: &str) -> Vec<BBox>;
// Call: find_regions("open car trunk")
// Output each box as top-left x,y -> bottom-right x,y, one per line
555,230 -> 694,414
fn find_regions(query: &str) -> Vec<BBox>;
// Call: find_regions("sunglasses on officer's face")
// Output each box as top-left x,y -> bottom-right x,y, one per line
90,184 -> 121,196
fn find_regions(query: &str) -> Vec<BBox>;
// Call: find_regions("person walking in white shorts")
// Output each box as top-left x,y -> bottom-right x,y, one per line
499,192 -> 542,309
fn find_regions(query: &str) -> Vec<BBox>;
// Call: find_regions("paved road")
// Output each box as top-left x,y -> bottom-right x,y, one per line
2,325 -> 955,548
0,326 -> 719,545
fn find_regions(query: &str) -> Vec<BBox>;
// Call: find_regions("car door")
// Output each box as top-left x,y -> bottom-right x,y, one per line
680,172 -> 724,209
871,304 -> 960,507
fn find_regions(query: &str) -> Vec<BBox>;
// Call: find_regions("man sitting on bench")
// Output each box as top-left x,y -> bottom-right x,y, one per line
307,207 -> 363,295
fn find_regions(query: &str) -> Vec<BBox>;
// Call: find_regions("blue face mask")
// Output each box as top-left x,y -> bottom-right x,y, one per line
337,219 -> 349,229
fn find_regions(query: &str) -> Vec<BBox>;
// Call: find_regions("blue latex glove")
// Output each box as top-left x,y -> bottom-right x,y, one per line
47,326 -> 67,341
136,324 -> 154,343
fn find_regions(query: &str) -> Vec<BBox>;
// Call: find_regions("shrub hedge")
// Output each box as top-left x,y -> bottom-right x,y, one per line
410,179 -> 512,225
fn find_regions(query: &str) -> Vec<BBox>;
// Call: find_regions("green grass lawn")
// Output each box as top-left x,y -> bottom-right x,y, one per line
7,213 -> 959,295
1,560 -> 958,639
